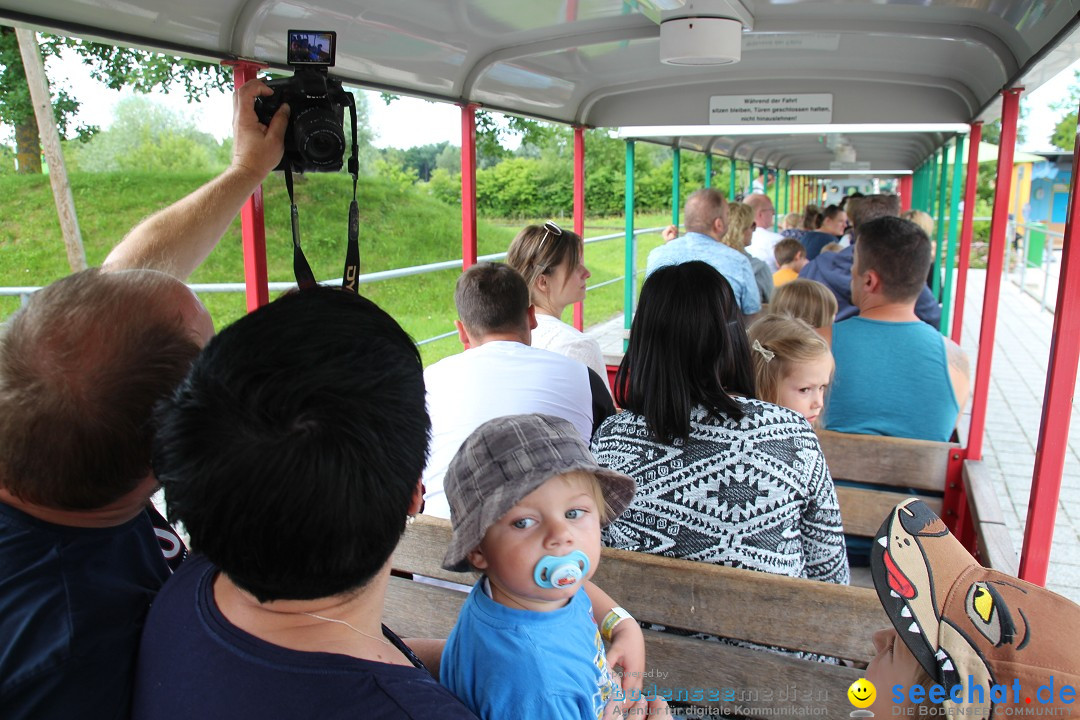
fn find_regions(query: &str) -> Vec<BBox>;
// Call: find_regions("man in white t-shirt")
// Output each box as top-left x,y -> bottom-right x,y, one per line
422,262 -> 615,518
745,193 -> 786,273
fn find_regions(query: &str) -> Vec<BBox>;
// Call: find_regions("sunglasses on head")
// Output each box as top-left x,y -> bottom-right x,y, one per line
538,220 -> 563,251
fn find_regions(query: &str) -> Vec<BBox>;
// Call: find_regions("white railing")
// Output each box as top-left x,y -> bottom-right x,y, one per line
0,226 -> 666,346
1004,221 -> 1064,314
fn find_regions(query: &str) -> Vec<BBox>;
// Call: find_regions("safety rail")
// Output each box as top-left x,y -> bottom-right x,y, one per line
1004,220 -> 1065,314
0,226 -> 666,347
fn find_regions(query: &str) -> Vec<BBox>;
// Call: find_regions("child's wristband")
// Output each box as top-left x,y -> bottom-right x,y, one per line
600,606 -> 634,642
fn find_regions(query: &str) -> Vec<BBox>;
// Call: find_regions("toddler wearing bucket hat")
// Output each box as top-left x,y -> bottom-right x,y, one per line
439,413 -> 637,720
866,498 -> 1080,716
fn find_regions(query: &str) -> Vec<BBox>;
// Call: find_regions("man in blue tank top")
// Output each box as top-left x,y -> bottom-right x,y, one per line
827,216 -> 970,442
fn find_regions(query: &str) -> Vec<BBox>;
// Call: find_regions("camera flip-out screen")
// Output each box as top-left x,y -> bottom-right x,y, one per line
287,30 -> 336,67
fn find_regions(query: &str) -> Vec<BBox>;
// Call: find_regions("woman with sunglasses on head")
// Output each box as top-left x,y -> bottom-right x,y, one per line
506,222 -> 609,386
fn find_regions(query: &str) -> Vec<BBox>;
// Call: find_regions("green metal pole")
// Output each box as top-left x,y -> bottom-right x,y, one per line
782,170 -> 789,215
912,165 -> 921,212
771,168 -> 780,229
941,135 -> 966,334
728,157 -> 736,201
672,147 -> 681,227
624,140 -> 635,352
933,145 -> 949,299
705,154 -> 713,189
763,165 -> 769,196
749,162 -> 755,196
928,151 -> 938,216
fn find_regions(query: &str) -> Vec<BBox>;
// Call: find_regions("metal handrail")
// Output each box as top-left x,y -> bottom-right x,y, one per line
1006,221 -> 1063,314
0,225 -> 666,346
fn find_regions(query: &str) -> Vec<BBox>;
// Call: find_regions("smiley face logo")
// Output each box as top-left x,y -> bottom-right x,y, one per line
848,678 -> 876,709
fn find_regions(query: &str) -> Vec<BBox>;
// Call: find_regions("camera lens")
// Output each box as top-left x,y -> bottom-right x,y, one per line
293,106 -> 346,168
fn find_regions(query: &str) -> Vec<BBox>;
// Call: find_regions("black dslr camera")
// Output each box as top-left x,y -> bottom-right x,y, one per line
255,30 -> 351,173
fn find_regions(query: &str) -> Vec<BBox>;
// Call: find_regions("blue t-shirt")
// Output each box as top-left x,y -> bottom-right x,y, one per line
645,232 -> 762,314
133,554 -> 477,720
827,317 -> 959,441
441,580 -> 618,720
0,502 -> 170,720
801,230 -> 840,260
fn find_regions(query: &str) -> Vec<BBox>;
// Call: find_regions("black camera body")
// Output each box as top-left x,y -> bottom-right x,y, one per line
254,30 -> 350,173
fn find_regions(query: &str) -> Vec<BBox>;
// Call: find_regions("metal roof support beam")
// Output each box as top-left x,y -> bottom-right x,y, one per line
1022,98 -> 1080,586
573,125 -> 586,332
226,59 -> 270,311
968,89 -> 1023,464
460,103 -> 478,270
940,135 -> 966,335
951,122 -> 983,344
704,153 -> 713,190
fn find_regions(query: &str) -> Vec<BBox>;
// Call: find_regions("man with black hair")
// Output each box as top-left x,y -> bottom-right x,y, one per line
826,216 -> 970,442
133,288 -> 476,719
799,194 -> 942,326
422,262 -> 615,519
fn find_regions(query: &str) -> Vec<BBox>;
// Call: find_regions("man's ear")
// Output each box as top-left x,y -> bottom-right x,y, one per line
864,268 -> 883,294
527,304 -> 538,331
714,216 -> 726,238
466,547 -> 488,571
455,319 -> 470,348
408,478 -> 425,516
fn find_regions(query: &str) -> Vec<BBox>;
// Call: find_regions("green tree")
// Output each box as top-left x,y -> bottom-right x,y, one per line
65,96 -> 224,173
0,27 -> 228,173
402,141 -> 449,181
1050,71 -> 1080,151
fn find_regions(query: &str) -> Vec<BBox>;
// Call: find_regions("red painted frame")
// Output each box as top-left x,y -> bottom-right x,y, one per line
1019,102 -> 1080,585
460,104 -> 478,269
899,175 -> 912,211
226,60 -> 270,311
951,122 -> 982,344
967,89 -> 1022,462
573,125 -> 586,331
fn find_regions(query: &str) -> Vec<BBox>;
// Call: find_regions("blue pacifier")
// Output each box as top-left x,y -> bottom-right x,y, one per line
533,550 -> 591,589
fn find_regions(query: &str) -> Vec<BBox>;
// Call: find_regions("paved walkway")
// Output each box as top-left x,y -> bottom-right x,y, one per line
585,268 -> 1080,603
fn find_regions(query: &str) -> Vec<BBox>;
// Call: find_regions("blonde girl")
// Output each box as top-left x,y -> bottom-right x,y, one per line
769,278 -> 838,342
747,314 -> 834,426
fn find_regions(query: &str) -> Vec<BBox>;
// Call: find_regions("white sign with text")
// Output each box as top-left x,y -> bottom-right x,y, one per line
709,94 -> 833,124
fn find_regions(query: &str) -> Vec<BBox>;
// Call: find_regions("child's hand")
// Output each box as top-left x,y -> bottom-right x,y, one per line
606,619 -> 645,711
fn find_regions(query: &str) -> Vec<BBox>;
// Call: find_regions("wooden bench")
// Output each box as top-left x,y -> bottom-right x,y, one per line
816,430 -> 1018,575
388,515 -> 887,717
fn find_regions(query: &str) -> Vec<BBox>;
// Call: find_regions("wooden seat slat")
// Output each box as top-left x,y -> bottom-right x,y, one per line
384,575 -> 862,714
836,485 -> 943,537
817,429 -> 953,492
963,460 -> 1019,576
392,517 -> 886,662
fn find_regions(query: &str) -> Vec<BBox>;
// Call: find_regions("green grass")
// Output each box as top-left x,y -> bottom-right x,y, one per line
0,172 -> 668,366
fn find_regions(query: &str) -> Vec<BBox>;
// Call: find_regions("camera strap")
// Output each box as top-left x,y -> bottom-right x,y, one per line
283,161 -> 319,291
341,93 -> 361,295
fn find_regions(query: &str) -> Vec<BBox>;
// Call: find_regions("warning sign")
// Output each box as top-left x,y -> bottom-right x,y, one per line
709,94 -> 833,124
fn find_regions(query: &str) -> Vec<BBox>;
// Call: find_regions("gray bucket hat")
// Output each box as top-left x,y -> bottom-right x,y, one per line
441,413 -> 635,572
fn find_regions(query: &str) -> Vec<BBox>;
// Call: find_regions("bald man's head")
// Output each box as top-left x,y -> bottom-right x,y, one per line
684,188 -> 728,239
0,269 -> 206,509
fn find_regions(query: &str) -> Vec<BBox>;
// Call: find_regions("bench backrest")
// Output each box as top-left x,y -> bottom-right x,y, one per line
389,516 -> 888,716
817,429 -> 955,537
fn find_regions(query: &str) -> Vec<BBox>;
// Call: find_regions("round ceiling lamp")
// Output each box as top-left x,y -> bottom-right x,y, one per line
659,15 -> 743,65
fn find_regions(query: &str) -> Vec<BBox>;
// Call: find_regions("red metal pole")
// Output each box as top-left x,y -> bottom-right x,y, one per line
460,104 -> 478,269
951,122 -> 983,344
573,125 -> 586,332
900,175 -> 913,212
967,91 -> 1022,462
225,60 -> 270,311
1019,104 -> 1080,585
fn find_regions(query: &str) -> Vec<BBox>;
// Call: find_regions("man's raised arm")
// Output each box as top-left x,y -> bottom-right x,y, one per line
103,79 -> 290,279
